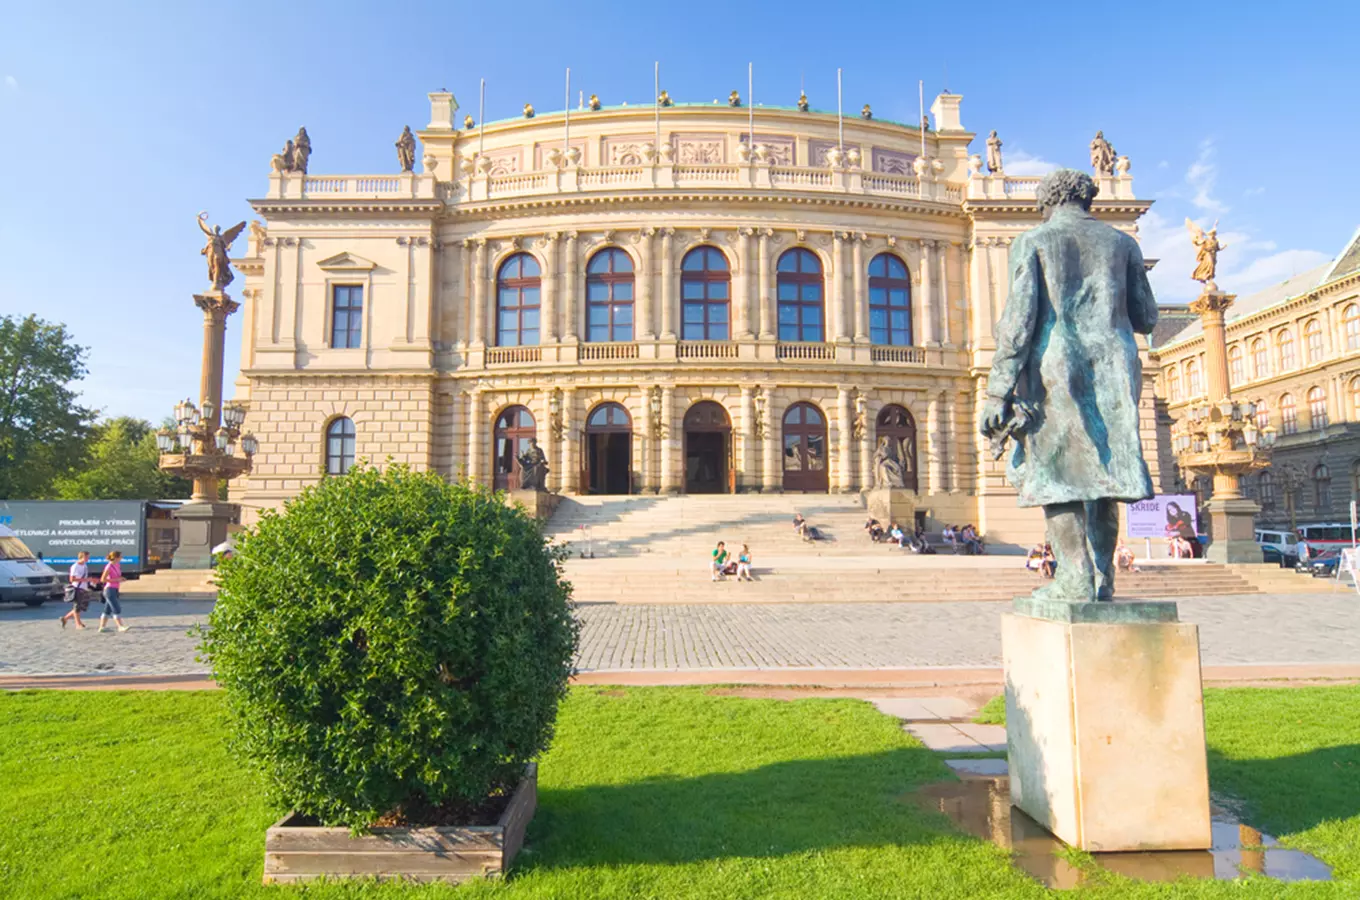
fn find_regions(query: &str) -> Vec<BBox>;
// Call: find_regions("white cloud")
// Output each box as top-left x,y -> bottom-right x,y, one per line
3,75 -> 16,92
1186,139 -> 1226,213
1243,186 -> 1266,197
1004,148 -> 1059,177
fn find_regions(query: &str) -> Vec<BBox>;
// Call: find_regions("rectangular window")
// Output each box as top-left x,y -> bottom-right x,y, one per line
331,285 -> 363,349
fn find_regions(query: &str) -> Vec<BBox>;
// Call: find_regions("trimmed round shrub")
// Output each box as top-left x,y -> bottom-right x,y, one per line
200,465 -> 578,830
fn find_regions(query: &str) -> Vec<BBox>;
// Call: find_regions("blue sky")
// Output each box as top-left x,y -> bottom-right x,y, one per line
2,1 -> 1356,421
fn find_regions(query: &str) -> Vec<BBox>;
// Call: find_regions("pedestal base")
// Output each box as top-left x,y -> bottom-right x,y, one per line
1001,611 -> 1211,851
171,502 -> 238,570
865,487 -> 917,527
507,489 -> 560,522
1205,497 -> 1262,564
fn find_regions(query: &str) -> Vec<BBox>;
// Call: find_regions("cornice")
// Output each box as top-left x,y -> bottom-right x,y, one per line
963,199 -> 1153,217
446,189 -> 969,221
250,198 -> 444,216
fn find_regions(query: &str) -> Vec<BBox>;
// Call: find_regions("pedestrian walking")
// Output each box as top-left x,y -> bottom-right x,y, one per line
59,550 -> 93,629
98,551 -> 130,633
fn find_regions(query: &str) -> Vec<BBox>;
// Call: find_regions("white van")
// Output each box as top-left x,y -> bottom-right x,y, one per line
0,525 -> 63,607
1255,528 -> 1299,564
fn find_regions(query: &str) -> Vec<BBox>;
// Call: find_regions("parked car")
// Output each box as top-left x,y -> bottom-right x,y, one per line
1302,548 -> 1342,578
0,525 -> 63,607
1256,528 -> 1300,567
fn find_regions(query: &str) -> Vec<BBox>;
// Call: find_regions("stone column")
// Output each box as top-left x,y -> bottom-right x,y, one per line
761,385 -> 779,491
739,385 -> 756,491
660,385 -> 677,491
643,387 -> 657,492
937,242 -> 953,346
638,227 -> 656,340
837,386 -> 853,492
947,389 -> 962,492
563,232 -> 579,341
927,390 -> 944,494
659,228 -> 676,340
737,228 -> 755,339
467,390 -> 485,484
969,237 -> 993,350
541,386 -> 557,489
852,234 -> 868,343
919,238 -> 937,345
542,232 -> 560,343
758,229 -> 774,340
471,239 -> 487,347
832,233 -> 849,342
858,393 -> 873,492
560,387 -> 576,493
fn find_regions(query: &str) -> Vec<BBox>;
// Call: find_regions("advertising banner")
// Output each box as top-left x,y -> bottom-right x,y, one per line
1127,494 -> 1199,540
0,501 -> 146,570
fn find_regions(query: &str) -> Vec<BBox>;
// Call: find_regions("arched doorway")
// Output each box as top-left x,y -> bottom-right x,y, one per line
493,406 -> 537,491
875,405 -> 918,491
782,402 -> 828,493
584,402 -> 632,494
684,401 -> 732,494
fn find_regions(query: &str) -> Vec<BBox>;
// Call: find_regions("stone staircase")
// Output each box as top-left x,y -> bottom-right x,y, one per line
120,568 -> 217,599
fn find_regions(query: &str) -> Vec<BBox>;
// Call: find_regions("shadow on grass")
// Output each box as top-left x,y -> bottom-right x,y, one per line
520,747 -> 957,870
1208,744 -> 1360,837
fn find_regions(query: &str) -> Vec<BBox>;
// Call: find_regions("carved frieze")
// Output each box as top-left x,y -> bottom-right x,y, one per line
533,140 -> 586,169
670,132 -> 726,164
807,139 -> 839,167
602,135 -> 655,166
483,149 -> 521,176
737,133 -> 795,166
872,149 -> 917,175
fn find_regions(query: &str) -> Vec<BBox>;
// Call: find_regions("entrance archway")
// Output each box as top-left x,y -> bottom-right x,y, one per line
493,406 -> 536,491
584,402 -> 632,494
782,402 -> 828,493
875,405 -> 918,492
683,401 -> 732,494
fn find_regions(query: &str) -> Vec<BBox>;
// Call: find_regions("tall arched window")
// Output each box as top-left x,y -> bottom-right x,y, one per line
1304,319 -> 1324,364
1351,377 -> 1360,421
1254,399 -> 1269,430
680,247 -> 730,341
1280,393 -> 1298,435
868,253 -> 912,346
776,249 -> 824,342
325,417 -> 356,475
1278,329 -> 1296,370
1227,345 -> 1244,386
1345,304 -> 1360,351
585,248 -> 634,343
1186,359 -> 1203,397
1167,368 -> 1182,402
1314,463 -> 1332,510
496,253 -> 541,347
1308,386 -> 1328,429
1251,339 -> 1269,379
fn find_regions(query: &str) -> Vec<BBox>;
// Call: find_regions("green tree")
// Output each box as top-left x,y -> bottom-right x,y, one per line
52,417 -> 190,500
0,314 -> 94,499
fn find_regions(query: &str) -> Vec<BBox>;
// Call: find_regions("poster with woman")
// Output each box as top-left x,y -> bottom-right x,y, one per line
1127,494 -> 1199,540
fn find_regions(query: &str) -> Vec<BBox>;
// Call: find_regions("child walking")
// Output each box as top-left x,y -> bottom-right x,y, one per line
99,551 -> 130,633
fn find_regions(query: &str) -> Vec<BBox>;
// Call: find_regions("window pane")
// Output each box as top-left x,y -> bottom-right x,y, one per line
890,310 -> 908,329
587,253 -> 610,274
683,323 -> 704,340
521,309 -> 539,329
778,283 -> 797,301
587,282 -> 609,301
806,434 -> 826,469
683,281 -> 705,300
783,435 -> 802,469
890,288 -> 908,307
682,252 -> 704,272
588,306 -> 608,325
804,306 -> 822,326
777,253 -> 797,273
588,325 -> 609,342
613,324 -> 633,341
521,329 -> 538,345
871,327 -> 888,345
869,255 -> 885,277
499,310 -> 517,329
709,305 -> 728,323
709,323 -> 729,340
803,407 -> 824,425
778,324 -> 798,341
611,252 -> 633,273
802,324 -> 822,342
778,305 -> 798,324
684,304 -> 705,323
870,309 -> 887,329
521,287 -> 540,307
709,282 -> 728,300
869,287 -> 886,306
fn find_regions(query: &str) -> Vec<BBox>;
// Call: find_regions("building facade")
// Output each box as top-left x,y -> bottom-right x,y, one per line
230,89 -> 1159,541
1152,229 -> 1360,527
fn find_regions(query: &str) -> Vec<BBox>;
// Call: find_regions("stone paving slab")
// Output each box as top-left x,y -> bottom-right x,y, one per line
866,696 -> 974,721
951,723 -> 1008,752
905,723 -> 995,753
946,758 -> 1010,778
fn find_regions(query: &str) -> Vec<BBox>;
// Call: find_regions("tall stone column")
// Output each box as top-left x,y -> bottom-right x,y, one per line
947,388 -> 962,492
919,238 -> 937,345
638,227 -> 656,340
467,390 -> 485,484
471,239 -> 487,348
739,385 -> 755,491
837,386 -> 853,491
758,229 -> 774,340
643,387 -> 658,492
560,387 -> 576,493
737,228 -> 755,339
761,386 -> 779,491
541,386 -> 557,489
659,228 -> 676,340
937,242 -> 952,346
542,232 -> 560,343
927,390 -> 944,494
659,385 -> 677,491
563,232 -> 579,341
858,392 -> 873,492
832,232 -> 849,342
852,234 -> 867,343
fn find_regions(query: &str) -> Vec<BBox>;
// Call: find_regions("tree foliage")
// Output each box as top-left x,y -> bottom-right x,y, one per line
0,315 -> 94,499
199,465 -> 579,830
51,417 -> 191,500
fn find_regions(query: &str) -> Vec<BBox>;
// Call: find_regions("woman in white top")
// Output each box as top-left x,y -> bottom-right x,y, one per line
59,550 -> 92,630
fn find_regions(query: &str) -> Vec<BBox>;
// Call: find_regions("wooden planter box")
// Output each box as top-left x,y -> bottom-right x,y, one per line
263,763 -> 537,884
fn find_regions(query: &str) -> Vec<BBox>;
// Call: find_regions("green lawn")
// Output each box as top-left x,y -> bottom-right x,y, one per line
0,686 -> 1357,899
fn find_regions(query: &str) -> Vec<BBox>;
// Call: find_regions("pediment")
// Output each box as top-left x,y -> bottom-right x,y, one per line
316,252 -> 378,272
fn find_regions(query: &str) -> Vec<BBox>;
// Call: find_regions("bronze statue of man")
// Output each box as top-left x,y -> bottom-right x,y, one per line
516,438 -> 549,492
981,169 -> 1158,602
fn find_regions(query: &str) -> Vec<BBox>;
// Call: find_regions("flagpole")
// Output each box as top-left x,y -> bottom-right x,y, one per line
654,61 -> 660,152
564,68 -> 571,155
479,78 -> 486,159
748,62 -> 754,151
836,68 -> 843,150
918,79 -> 925,159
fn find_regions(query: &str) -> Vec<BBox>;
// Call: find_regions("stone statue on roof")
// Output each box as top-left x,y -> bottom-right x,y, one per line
1090,131 -> 1116,177
395,126 -> 416,172
986,130 -> 1004,174
291,128 -> 311,174
1186,219 -> 1226,286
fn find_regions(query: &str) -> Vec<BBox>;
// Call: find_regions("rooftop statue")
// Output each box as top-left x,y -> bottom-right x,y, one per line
291,127 -> 311,174
861,104 -> 873,119
797,91 -> 809,112
588,94 -> 601,111
980,169 -> 1158,603
270,139 -> 294,173
1185,219 -> 1226,286
198,212 -> 247,292
395,125 -> 416,172
986,130 -> 1003,174
1090,130 -> 1116,177
728,90 -> 741,107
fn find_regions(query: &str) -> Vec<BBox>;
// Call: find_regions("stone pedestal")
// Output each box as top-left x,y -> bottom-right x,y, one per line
507,489 -> 560,522
865,487 -> 917,527
1001,610 -> 1211,852
171,501 -> 238,570
1204,497 -> 1262,564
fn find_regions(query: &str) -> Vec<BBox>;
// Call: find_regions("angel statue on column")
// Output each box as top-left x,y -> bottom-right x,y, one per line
1185,218 -> 1226,286
198,213 -> 247,292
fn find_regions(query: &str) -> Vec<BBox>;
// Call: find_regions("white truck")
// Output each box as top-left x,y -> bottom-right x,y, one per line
0,525 -> 64,607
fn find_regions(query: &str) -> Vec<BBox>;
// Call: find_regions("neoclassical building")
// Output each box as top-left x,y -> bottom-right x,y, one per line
229,88 -> 1159,541
1152,228 -> 1360,524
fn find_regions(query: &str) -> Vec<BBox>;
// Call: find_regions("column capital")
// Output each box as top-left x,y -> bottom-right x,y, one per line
739,226 -> 757,237
543,230 -> 562,243
659,226 -> 675,239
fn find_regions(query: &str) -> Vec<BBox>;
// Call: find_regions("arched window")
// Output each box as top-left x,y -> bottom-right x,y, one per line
1186,360 -> 1203,398
585,248 -> 634,343
1314,463 -> 1332,510
1254,399 -> 1269,430
680,247 -> 730,341
1308,386 -> 1328,429
875,405 -> 918,491
1278,329 -> 1296,370
781,401 -> 828,492
1167,368 -> 1182,402
1305,319 -> 1324,364
492,406 -> 537,491
776,249 -> 824,342
868,253 -> 912,346
1351,378 -> 1360,421
1258,471 -> 1275,508
1251,339 -> 1269,379
1280,393 -> 1298,435
325,417 -> 356,476
496,253 -> 541,347
1227,345 -> 1244,386
1345,304 -> 1360,351
587,402 -> 632,430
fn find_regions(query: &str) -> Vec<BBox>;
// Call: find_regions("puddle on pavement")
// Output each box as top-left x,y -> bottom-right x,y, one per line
913,776 -> 1331,888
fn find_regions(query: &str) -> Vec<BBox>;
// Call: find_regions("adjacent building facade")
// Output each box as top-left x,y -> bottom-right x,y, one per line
229,88 -> 1159,541
1152,229 -> 1360,526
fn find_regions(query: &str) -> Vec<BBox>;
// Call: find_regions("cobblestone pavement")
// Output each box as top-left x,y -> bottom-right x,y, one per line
0,594 -> 1356,676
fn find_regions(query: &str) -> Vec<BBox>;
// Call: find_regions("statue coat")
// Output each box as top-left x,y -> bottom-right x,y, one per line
986,207 -> 1158,508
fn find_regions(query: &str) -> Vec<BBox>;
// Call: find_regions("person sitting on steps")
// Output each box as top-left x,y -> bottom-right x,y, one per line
711,541 -> 729,581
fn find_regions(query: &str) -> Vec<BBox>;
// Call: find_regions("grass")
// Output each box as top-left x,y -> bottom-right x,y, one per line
975,693 -> 1007,725
0,687 -> 1357,899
